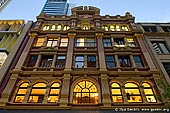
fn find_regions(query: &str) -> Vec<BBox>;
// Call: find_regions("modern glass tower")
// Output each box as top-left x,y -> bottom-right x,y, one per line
42,0 -> 70,16
0,0 -> 11,11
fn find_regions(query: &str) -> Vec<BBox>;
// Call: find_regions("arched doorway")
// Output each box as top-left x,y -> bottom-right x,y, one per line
73,80 -> 98,104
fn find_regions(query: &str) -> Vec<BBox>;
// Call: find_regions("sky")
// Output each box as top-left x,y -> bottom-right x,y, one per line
0,0 -> 170,23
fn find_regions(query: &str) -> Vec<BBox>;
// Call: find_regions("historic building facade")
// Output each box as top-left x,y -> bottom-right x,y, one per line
0,6 -> 167,110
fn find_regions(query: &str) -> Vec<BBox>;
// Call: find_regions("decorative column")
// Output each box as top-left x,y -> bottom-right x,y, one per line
139,85 -> 148,103
115,55 -> 121,71
23,84 -> 32,104
64,32 -> 76,71
59,74 -> 71,107
100,74 -> 111,107
96,33 -> 107,71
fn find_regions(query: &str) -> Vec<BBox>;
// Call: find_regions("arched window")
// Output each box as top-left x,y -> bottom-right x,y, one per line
14,83 -> 29,103
142,83 -> 156,103
56,24 -> 62,31
51,25 -> 56,30
102,25 -> 109,31
111,83 -> 123,103
28,83 -> 46,103
115,25 -> 121,31
48,83 -> 60,103
110,25 -> 115,31
124,83 -> 142,102
73,80 -> 98,104
42,25 -> 50,31
122,25 -> 129,31
63,25 -> 70,31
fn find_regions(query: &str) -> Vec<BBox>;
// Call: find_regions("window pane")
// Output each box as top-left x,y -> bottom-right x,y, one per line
0,52 -> 7,68
14,96 -> 25,103
112,89 -> 121,94
76,38 -> 84,47
127,37 -> 136,47
118,56 -> 131,67
152,41 -> 169,54
103,38 -> 111,47
40,56 -> 53,67
17,89 -> 27,94
87,56 -> 96,67
133,56 -> 143,67
26,55 -> 38,67
28,95 -> 44,103
162,62 -> 170,75
60,38 -> 68,47
106,56 -> 115,68
47,40 -> 52,47
75,56 -> 84,68
114,38 -> 125,47
31,89 -> 46,94
144,89 -> 154,95
146,96 -> 156,102
48,96 -> 59,103
35,38 -> 44,47
86,38 -> 95,47
112,96 -> 123,102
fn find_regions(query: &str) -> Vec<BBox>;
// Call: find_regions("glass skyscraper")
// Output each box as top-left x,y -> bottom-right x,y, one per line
42,0 -> 70,16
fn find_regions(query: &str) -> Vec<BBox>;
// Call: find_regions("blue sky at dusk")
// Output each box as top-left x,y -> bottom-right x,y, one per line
0,0 -> 170,22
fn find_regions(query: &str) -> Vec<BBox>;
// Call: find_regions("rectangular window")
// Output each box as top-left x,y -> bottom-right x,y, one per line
133,56 -> 143,67
162,62 -> 170,76
47,38 -> 58,47
151,41 -> 169,54
0,52 -> 8,68
75,56 -> 84,68
87,55 -> 96,67
60,38 -> 68,47
76,38 -> 85,47
127,37 -> 136,47
161,26 -> 170,32
40,55 -> 53,67
143,26 -> 157,32
103,38 -> 112,47
76,38 -> 95,47
105,55 -> 116,68
35,38 -> 44,47
118,56 -> 131,67
86,38 -> 95,47
114,38 -> 125,47
56,56 -> 66,68
26,55 -> 38,67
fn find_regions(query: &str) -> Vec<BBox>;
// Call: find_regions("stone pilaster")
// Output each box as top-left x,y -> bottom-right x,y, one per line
59,74 -> 71,107
100,74 -> 111,107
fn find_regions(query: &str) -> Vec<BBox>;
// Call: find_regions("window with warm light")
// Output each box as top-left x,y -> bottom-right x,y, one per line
14,83 -> 29,103
102,25 -> 109,31
56,56 -> 66,68
82,24 -> 89,30
105,55 -> 116,68
42,25 -> 50,31
60,38 -> 68,47
76,38 -> 85,47
34,38 -> 44,47
103,38 -> 112,47
110,25 -> 115,31
122,25 -> 129,31
48,83 -> 60,103
47,38 -> 58,47
26,55 -> 38,67
76,38 -> 96,47
56,24 -> 62,31
51,25 -> 56,30
63,25 -> 70,31
115,25 -> 121,31
111,83 -> 123,103
28,83 -> 46,103
125,83 -> 142,103
73,80 -> 98,104
127,37 -> 136,47
40,55 -> 53,67
0,52 -> 7,68
142,83 -> 156,103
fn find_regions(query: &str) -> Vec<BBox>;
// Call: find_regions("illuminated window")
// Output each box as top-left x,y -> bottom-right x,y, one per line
110,25 -> 115,31
73,80 -> 98,104
151,41 -> 169,54
105,55 -> 116,68
114,38 -> 125,47
122,25 -> 129,31
102,25 -> 109,31
111,83 -> 123,103
14,83 -> 29,103
51,25 -> 56,30
142,83 -> 156,103
127,37 -> 136,47
133,55 -> 143,67
56,56 -> 66,68
75,56 -> 84,68
48,83 -> 60,103
28,83 -> 46,103
115,25 -> 121,31
118,56 -> 131,67
60,38 -> 68,47
82,24 -> 89,30
125,83 -> 142,102
26,55 -> 38,67
63,25 -> 70,31
103,38 -> 112,47
47,38 -> 58,47
42,25 -> 50,31
76,38 -> 95,47
0,52 -> 7,68
87,55 -> 96,67
40,55 -> 53,67
34,38 -> 44,47
56,24 -> 62,31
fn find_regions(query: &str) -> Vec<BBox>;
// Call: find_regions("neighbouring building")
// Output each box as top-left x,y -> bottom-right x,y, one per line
41,0 -> 70,16
0,6 -> 168,112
